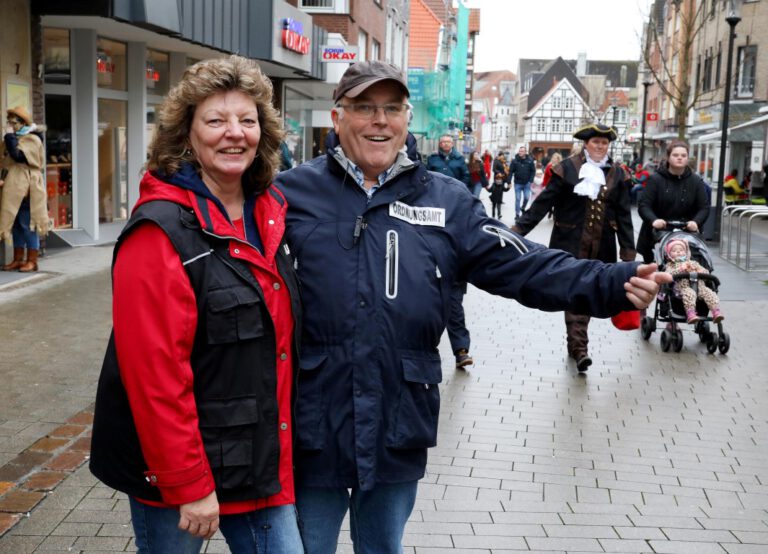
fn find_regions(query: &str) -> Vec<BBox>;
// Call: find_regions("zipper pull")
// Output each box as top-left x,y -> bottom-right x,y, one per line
435,265 -> 442,279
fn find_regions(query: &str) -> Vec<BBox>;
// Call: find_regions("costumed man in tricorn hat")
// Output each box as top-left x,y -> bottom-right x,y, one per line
512,123 -> 636,371
1,106 -> 48,272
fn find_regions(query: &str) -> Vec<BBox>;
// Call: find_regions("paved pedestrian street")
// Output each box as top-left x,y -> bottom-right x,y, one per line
0,206 -> 767,553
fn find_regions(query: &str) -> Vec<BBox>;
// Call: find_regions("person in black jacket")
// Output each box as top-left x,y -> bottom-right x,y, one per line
637,140 -> 709,263
508,145 -> 536,219
512,124 -> 636,372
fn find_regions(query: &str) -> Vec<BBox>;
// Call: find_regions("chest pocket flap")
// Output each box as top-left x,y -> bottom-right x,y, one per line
206,287 -> 265,344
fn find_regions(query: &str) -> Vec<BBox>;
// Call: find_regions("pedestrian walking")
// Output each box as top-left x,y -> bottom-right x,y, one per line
482,149 -> 493,181
427,134 -> 477,369
637,140 -> 709,263
487,171 -> 509,219
512,123 -> 637,372
426,134 -> 471,190
89,56 -> 304,553
468,151 -> 489,198
1,106 -> 48,272
492,151 -> 509,183
275,61 -> 669,553
507,145 -> 536,219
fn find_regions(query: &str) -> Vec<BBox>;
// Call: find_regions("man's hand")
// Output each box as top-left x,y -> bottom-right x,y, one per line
624,263 -> 672,309
178,491 -> 219,539
652,219 -> 666,230
685,221 -> 699,232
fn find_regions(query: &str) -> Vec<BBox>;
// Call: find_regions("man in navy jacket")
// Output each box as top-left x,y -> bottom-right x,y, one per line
275,61 -> 669,554
508,145 -> 537,219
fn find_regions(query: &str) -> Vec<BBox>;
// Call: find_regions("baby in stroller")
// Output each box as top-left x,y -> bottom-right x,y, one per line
663,238 -> 724,323
641,222 -> 730,354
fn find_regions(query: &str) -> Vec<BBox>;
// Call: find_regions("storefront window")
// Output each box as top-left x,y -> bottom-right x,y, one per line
43,28 -> 70,85
284,87 -> 313,163
97,99 -> 128,222
96,38 -> 127,91
146,49 -> 170,95
45,95 -> 73,228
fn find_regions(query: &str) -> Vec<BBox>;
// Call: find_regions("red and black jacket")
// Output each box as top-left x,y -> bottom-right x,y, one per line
90,168 -> 301,506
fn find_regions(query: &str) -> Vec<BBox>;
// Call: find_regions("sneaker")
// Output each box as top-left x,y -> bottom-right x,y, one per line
455,349 -> 473,370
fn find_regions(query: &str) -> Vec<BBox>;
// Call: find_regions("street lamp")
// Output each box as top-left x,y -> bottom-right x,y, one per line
640,77 -> 653,166
714,0 -> 742,242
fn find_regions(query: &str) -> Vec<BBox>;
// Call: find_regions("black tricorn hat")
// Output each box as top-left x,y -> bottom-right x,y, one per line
573,123 -> 618,142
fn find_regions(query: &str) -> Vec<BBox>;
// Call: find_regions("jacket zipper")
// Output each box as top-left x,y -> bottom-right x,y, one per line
385,230 -> 399,299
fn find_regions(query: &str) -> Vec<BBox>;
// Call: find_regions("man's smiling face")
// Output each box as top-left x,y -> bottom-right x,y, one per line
332,80 -> 408,180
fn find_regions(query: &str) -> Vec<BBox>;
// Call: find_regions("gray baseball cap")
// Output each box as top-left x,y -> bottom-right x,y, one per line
332,61 -> 409,103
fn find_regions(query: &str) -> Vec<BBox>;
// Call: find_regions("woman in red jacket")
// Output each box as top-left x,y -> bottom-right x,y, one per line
90,56 -> 303,553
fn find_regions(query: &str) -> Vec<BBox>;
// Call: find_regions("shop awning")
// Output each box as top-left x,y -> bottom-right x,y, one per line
693,114 -> 768,144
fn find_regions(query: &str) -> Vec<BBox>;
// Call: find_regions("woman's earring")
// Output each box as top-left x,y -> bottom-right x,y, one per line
184,148 -> 193,157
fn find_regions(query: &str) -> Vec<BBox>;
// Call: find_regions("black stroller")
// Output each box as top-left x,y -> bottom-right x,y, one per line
640,221 -> 730,354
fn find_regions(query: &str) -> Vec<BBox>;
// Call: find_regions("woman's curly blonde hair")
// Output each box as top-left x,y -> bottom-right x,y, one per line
147,55 -> 283,194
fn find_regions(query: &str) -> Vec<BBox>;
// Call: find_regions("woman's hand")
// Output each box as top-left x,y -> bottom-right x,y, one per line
685,221 -> 699,232
0,180 -> 4,188
178,491 -> 219,539
652,219 -> 666,230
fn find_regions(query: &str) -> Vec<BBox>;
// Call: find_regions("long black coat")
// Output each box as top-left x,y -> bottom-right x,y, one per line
637,165 -> 709,262
513,153 -> 636,263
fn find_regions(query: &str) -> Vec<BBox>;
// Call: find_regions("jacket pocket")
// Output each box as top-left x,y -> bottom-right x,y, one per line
206,287 -> 265,344
295,352 -> 327,450
198,397 -> 259,490
386,351 -> 442,449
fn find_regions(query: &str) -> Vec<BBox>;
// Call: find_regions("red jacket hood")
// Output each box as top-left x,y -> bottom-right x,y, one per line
134,170 -> 289,263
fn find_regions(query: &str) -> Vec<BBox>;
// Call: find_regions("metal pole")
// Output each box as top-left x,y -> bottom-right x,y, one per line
714,16 -> 740,242
611,105 -> 617,157
640,81 -> 651,165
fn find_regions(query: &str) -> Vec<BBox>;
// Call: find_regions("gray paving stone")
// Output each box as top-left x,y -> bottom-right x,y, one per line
648,540 -> 728,553
597,538 -> 655,553
525,537 -> 603,551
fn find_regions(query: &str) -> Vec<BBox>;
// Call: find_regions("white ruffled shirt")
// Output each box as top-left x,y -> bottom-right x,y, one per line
574,152 -> 609,200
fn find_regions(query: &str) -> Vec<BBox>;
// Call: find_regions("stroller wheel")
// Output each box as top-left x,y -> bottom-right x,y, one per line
696,321 -> 710,343
718,332 -> 730,354
706,333 -> 718,354
641,316 -> 655,340
661,329 -> 672,352
673,329 -> 684,352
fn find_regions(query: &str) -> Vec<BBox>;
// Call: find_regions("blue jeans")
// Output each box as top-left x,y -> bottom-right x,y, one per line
11,198 -> 40,250
296,480 -> 418,554
471,182 -> 483,198
514,182 -> 532,218
129,498 -> 303,554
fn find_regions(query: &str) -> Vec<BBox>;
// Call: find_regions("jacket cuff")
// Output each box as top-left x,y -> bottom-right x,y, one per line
144,460 -> 215,505
619,248 -> 637,262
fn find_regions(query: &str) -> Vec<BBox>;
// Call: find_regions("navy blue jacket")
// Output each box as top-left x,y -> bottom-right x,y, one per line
275,131 -> 639,490
509,154 -> 536,185
426,149 -> 471,187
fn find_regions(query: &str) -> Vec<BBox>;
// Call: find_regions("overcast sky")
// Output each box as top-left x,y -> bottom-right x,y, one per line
463,0 -> 654,73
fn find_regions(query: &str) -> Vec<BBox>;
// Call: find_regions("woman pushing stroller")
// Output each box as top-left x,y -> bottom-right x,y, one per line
637,140 -> 709,263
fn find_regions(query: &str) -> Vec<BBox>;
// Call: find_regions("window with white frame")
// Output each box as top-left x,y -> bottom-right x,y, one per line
371,39 -> 380,61
552,96 -> 562,109
358,29 -> 368,61
565,96 -> 574,109
536,118 -> 546,132
551,118 -> 561,133
736,45 -> 757,98
564,119 -> 573,133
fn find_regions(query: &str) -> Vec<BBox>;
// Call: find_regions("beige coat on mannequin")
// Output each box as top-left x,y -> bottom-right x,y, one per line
0,132 -> 48,241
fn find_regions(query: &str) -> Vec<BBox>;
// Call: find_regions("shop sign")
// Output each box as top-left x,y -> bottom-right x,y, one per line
646,112 -> 659,121
281,18 -> 310,55
407,68 -> 425,102
320,45 -> 359,62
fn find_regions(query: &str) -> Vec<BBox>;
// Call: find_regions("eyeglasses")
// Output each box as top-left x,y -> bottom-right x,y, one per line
337,103 -> 409,119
